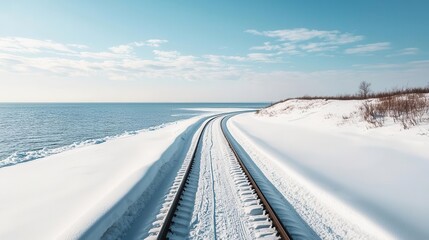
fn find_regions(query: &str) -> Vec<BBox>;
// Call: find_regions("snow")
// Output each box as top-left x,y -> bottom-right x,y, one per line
181,107 -> 255,112
227,98 -> 429,239
0,108 -> 240,240
0,118 -> 199,239
143,117 -> 279,239
3,99 -> 427,239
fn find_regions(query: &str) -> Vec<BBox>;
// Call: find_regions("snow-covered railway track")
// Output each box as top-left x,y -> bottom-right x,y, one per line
220,116 -> 291,240
146,117 -> 216,240
146,115 -> 291,239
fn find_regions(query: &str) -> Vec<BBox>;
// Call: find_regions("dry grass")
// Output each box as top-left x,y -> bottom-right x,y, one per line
298,87 -> 429,100
262,86 -> 429,128
360,93 -> 429,128
274,87 -> 429,103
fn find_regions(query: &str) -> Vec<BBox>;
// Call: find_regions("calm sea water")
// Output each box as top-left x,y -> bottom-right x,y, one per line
0,103 -> 266,167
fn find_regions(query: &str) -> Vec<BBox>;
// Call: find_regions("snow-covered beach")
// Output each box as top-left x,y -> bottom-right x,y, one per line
0,99 -> 428,239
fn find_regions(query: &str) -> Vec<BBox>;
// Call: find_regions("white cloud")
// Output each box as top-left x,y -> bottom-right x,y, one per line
345,42 -> 390,54
134,39 -> 168,47
388,47 -> 419,56
278,43 -> 300,55
299,42 -> 338,52
146,39 -> 168,47
399,47 -> 418,55
153,50 -> 180,59
202,53 -> 281,63
246,28 -> 363,43
1,35 -> 425,101
332,33 -> 364,44
0,37 -> 250,82
247,28 -> 363,55
250,42 -> 281,51
246,53 -> 280,62
107,39 -> 168,55
109,44 -> 133,54
0,37 -> 85,54
246,28 -> 332,42
78,51 -> 126,59
203,54 -> 247,63
67,44 -> 89,49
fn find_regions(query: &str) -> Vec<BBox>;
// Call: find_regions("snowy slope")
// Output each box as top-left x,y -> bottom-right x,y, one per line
228,99 -> 429,239
0,117 -> 203,239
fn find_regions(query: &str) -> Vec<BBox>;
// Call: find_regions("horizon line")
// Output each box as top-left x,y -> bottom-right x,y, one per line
0,101 -> 272,104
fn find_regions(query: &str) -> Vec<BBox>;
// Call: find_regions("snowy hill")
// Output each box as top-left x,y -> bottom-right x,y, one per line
260,96 -> 429,134
228,97 -> 429,239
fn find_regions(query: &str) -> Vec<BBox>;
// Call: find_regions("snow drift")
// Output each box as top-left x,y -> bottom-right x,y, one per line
0,116 -> 208,239
228,98 -> 429,239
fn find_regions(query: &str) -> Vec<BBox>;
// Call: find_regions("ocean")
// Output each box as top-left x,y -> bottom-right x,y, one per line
0,103 -> 266,167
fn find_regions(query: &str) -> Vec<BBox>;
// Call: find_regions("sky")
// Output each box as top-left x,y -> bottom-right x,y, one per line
0,0 -> 428,102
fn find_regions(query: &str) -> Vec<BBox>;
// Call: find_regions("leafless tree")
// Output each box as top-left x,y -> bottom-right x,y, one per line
359,81 -> 371,98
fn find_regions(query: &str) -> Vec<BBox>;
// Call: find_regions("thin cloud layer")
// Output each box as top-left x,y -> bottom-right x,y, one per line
345,42 -> 391,54
0,37 -> 247,81
246,28 -> 363,43
0,37 -> 87,54
246,28 -> 364,55
389,47 -> 419,56
0,30 -> 425,90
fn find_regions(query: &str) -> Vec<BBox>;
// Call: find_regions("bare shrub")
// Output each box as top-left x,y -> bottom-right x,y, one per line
360,101 -> 384,127
360,93 -> 429,128
289,86 -> 429,101
259,86 -> 429,127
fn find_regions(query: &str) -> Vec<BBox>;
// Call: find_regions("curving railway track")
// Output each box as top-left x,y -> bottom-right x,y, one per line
145,115 -> 292,240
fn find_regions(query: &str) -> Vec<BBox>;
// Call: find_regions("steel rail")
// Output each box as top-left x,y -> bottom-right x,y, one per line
156,117 -> 215,240
157,114 -> 292,239
220,116 -> 292,240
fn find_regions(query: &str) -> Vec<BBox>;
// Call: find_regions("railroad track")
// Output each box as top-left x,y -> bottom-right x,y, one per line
146,115 -> 292,239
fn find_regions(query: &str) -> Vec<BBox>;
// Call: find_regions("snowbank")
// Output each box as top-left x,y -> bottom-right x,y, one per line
0,116 -> 208,239
228,99 -> 429,239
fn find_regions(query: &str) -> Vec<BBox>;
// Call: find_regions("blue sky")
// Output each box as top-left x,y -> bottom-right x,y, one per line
1,0 -> 428,102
